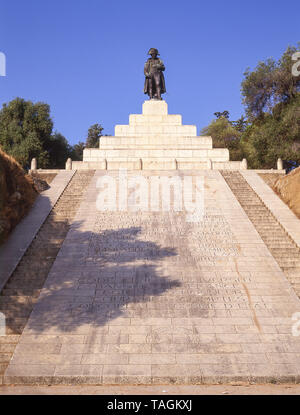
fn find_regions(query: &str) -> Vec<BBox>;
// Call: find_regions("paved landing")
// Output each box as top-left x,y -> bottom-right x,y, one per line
4,170 -> 300,384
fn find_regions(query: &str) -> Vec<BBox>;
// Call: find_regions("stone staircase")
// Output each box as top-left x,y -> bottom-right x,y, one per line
0,171 -> 95,382
221,171 -> 300,296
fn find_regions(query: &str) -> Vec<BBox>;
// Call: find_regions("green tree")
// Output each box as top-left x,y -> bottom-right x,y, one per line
214,110 -> 230,119
231,116 -> 248,132
47,132 -> 73,168
0,98 -> 53,168
241,44 -> 300,120
240,94 -> 300,169
240,44 -> 300,168
85,123 -> 103,148
71,141 -> 85,161
0,97 -> 73,169
201,114 -> 244,161
200,44 -> 300,169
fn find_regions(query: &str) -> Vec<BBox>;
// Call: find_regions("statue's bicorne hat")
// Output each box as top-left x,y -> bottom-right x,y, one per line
148,48 -> 160,56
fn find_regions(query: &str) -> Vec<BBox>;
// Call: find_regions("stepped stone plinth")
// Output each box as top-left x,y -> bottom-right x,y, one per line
73,100 -> 245,170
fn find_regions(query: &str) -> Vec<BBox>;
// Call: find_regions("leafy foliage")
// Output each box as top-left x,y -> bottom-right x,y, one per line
214,110 -> 230,119
0,98 -> 74,169
201,114 -> 244,161
46,132 -> 74,168
71,141 -> 85,161
0,98 -> 53,168
202,44 -> 300,169
241,95 -> 300,169
241,44 -> 300,120
85,123 -> 103,148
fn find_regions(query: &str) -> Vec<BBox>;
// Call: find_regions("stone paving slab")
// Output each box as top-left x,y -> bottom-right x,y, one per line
0,171 -> 75,293
4,170 -> 300,384
241,171 -> 300,249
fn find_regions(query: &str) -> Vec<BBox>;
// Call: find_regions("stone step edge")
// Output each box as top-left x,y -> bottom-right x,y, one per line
99,146 -> 213,149
30,169 -> 285,174
2,373 -> 300,386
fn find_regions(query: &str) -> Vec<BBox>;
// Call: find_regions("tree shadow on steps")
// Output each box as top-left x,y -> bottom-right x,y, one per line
23,223 -> 181,334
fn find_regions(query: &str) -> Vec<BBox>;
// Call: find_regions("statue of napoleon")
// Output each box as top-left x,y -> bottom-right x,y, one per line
144,48 -> 166,100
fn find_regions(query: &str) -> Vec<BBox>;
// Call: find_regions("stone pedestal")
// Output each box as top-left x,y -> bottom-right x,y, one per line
76,100 -> 244,170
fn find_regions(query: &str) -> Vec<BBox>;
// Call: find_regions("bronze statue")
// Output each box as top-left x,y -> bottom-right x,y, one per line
144,48 -> 166,100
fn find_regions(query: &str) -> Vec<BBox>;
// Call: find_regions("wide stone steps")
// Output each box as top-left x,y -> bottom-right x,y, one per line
99,135 -> 213,149
0,171 -> 95,382
221,171 -> 300,298
84,148 -> 229,160
267,245 -> 299,250
129,113 -> 183,125
4,169 -> 300,385
76,100 -> 244,171
270,249 -> 300,256
277,260 -> 300,267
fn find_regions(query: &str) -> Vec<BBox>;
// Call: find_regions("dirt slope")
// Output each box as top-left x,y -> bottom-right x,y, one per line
273,167 -> 300,218
0,148 -> 37,244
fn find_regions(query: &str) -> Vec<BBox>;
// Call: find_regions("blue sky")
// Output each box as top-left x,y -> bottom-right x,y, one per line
0,0 -> 299,145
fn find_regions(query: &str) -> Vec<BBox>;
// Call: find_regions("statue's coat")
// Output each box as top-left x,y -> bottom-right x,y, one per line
144,58 -> 166,96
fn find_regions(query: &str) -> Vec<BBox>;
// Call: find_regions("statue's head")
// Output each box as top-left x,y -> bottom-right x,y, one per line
148,48 -> 159,57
